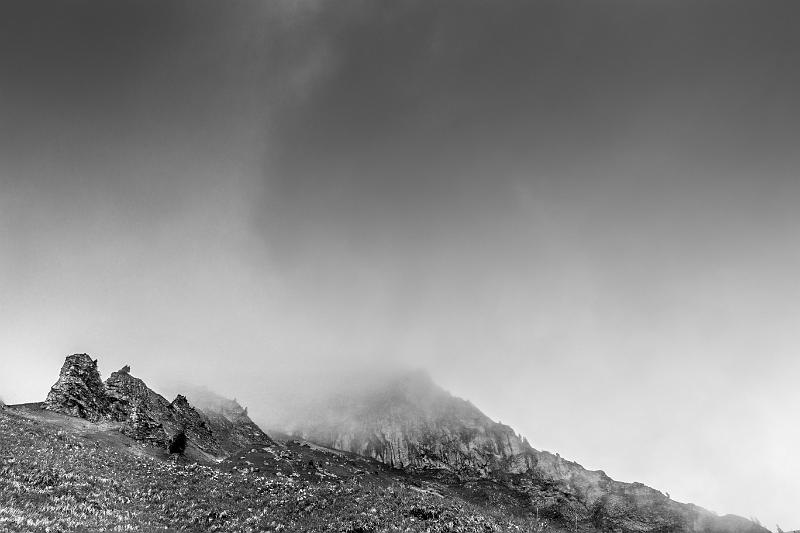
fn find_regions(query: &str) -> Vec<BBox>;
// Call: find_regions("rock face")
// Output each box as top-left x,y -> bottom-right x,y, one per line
44,354 -> 110,421
170,394 -> 223,457
43,354 -> 269,459
103,371 -> 224,457
285,370 -> 768,533
105,369 -> 173,442
290,371 -> 533,476
180,386 -> 274,450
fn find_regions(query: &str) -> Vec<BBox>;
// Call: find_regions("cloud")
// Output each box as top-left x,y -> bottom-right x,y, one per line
2,1 -> 800,527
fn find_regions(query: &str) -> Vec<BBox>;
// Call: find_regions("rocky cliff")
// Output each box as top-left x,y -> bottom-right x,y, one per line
284,370 -> 767,533
43,354 -> 269,459
286,371 -> 534,477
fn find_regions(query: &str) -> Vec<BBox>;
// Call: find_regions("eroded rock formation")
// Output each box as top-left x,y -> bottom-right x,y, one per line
105,368 -> 173,443
43,354 -> 269,459
44,354 -> 110,421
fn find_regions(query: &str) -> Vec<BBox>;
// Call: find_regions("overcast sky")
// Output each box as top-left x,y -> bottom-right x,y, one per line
1,0 -> 799,528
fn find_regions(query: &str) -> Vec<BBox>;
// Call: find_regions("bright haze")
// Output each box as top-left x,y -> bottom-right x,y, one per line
1,0 -> 798,528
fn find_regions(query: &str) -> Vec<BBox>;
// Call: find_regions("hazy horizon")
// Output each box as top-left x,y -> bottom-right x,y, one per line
2,0 -> 798,528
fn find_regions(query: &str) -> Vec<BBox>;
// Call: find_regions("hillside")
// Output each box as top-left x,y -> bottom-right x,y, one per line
0,355 -> 775,532
0,354 -> 552,532
0,402 -> 548,532
279,370 -> 768,533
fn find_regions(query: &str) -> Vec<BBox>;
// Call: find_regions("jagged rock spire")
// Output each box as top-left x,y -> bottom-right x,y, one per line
44,354 -> 110,422
42,353 -> 271,459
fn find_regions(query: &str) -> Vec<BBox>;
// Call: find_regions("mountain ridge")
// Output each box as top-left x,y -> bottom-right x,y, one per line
278,369 -> 767,533
4,354 -> 774,532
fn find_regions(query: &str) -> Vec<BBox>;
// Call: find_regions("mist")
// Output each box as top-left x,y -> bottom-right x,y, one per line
2,0 -> 799,529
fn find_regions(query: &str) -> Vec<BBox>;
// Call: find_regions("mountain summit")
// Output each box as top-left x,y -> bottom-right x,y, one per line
281,369 -> 533,476
281,370 -> 766,533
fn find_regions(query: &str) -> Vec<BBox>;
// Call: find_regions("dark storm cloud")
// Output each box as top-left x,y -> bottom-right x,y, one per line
4,1 -> 266,141
262,0 -> 800,262
270,0 -> 800,170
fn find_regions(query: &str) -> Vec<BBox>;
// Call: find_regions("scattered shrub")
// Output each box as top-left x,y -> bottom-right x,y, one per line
169,431 -> 187,454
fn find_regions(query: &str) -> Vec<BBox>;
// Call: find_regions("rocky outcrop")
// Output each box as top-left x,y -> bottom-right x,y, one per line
103,370 -> 224,457
285,370 -> 768,533
43,354 -> 270,459
180,386 -> 274,451
170,395 -> 223,457
44,354 -> 111,421
105,369 -> 173,443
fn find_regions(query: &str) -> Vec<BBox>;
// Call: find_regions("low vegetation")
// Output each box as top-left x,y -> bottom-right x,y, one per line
0,407 -> 548,532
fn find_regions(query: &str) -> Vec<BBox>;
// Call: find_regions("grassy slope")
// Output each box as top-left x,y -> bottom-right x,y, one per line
0,406 -> 551,533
